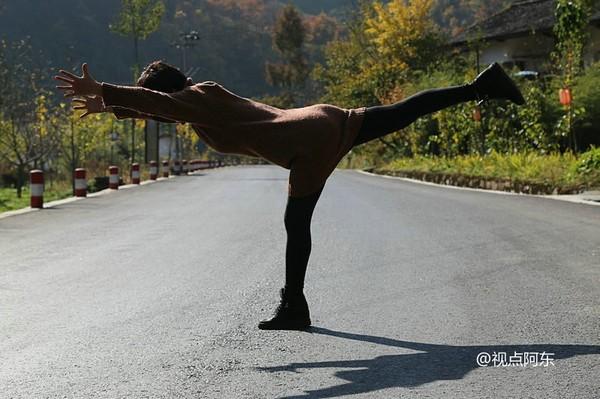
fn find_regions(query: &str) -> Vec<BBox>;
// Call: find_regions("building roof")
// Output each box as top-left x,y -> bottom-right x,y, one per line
451,0 -> 600,45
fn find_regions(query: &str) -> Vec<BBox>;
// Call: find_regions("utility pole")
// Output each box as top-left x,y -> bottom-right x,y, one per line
171,30 -> 200,73
169,30 -> 200,163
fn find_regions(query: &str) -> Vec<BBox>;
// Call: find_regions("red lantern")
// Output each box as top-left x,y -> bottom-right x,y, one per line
473,106 -> 481,122
559,88 -> 572,106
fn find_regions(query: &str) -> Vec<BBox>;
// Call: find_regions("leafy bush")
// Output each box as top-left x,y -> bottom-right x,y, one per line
383,151 -> 588,187
576,148 -> 600,176
573,63 -> 600,149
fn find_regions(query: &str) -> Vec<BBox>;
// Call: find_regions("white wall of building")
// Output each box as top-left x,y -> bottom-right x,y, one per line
480,33 -> 554,71
480,26 -> 600,72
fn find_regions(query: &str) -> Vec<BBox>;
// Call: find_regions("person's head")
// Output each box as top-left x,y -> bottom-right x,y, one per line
137,60 -> 192,93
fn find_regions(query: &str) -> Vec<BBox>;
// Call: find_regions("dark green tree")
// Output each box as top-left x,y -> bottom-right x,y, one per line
552,0 -> 592,151
0,39 -> 58,197
266,4 -> 309,107
111,0 -> 165,163
110,0 -> 165,75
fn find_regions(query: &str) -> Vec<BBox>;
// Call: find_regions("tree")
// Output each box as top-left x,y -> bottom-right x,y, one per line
313,5 -> 379,108
111,0 -> 165,164
552,0 -> 592,151
52,103 -> 112,192
265,4 -> 309,107
363,0 -> 443,99
316,0 -> 443,104
0,39 -> 59,197
110,0 -> 165,75
314,0 -> 444,159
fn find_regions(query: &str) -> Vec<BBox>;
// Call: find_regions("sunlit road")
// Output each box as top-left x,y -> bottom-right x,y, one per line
1,165 -> 598,398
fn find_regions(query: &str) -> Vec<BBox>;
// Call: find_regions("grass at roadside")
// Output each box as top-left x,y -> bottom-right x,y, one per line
0,184 -> 74,213
368,150 -> 600,194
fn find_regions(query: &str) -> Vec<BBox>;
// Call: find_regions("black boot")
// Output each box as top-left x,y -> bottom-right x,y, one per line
258,288 -> 311,330
470,62 -> 526,106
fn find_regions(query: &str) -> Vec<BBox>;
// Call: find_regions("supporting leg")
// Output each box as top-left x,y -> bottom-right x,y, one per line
258,186 -> 324,330
283,186 -> 324,295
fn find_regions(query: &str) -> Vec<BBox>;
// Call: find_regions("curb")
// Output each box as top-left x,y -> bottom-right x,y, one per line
355,170 -> 600,207
0,169 -> 208,220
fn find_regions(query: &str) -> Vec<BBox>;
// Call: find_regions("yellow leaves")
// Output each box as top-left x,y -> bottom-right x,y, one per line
35,94 -> 48,137
365,0 -> 436,63
358,0 -> 441,101
375,82 -> 407,105
176,122 -> 195,140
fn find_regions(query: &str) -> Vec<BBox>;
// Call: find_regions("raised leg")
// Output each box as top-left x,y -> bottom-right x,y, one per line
353,63 -> 526,147
353,84 -> 478,147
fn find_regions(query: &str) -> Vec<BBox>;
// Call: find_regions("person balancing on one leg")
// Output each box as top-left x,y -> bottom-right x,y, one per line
55,61 -> 525,330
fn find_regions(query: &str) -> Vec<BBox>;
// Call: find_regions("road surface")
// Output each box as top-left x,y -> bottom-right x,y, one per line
1,165 -> 599,398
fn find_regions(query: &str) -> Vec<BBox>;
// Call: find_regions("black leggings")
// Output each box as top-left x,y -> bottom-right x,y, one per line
353,84 -> 477,146
284,84 -> 477,294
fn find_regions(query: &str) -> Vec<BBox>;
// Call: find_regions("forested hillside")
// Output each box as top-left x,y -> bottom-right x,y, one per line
0,0 -> 507,97
0,0 -> 354,96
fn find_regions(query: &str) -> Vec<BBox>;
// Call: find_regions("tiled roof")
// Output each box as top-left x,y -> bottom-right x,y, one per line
451,0 -> 600,44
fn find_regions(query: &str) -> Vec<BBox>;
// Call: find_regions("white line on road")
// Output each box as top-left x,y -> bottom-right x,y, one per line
355,170 -> 600,207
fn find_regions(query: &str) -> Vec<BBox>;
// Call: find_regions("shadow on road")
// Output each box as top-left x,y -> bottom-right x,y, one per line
257,327 -> 600,398
209,177 -> 287,181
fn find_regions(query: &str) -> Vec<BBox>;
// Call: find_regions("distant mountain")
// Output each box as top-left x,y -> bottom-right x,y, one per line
0,0 -> 356,96
0,0 -> 506,97
286,0 -> 357,15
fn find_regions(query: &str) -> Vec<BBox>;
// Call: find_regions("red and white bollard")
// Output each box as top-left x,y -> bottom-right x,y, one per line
131,163 -> 140,184
74,168 -> 87,197
109,166 -> 119,189
162,160 -> 169,178
30,170 -> 44,209
149,161 -> 158,180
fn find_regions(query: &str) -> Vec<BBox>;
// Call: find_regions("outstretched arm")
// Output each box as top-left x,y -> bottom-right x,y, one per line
110,106 -> 178,123
71,96 -> 177,123
55,63 -> 206,126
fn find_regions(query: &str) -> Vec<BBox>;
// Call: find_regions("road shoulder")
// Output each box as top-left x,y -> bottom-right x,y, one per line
355,169 -> 600,207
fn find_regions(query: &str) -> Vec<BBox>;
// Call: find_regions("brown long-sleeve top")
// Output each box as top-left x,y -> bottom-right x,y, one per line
102,81 -> 366,197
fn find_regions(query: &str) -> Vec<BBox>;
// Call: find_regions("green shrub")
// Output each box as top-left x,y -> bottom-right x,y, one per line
382,151 -> 595,188
576,147 -> 600,174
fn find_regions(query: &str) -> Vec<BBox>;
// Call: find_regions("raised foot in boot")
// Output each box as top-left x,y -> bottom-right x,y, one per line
471,62 -> 526,106
258,288 -> 311,331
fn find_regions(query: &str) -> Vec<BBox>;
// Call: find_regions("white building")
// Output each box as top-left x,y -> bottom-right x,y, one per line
451,0 -> 600,73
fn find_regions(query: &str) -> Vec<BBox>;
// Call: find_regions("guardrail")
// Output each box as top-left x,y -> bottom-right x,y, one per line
28,159 -> 236,209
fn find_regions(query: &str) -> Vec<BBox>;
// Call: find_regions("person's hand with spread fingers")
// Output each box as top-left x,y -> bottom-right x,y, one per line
70,95 -> 104,118
55,60 -> 525,331
55,63 -> 102,98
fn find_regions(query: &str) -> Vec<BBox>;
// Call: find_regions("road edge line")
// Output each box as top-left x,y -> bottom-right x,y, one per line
0,173 -> 190,220
354,169 -> 600,207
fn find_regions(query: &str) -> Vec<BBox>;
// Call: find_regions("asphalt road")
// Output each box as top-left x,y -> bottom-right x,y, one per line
1,165 -> 599,398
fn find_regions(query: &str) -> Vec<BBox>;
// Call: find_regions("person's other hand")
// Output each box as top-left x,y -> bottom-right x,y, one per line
54,63 -> 102,98
72,96 -> 105,118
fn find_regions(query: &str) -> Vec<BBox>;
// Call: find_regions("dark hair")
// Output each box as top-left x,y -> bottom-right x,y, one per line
137,60 -> 187,93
